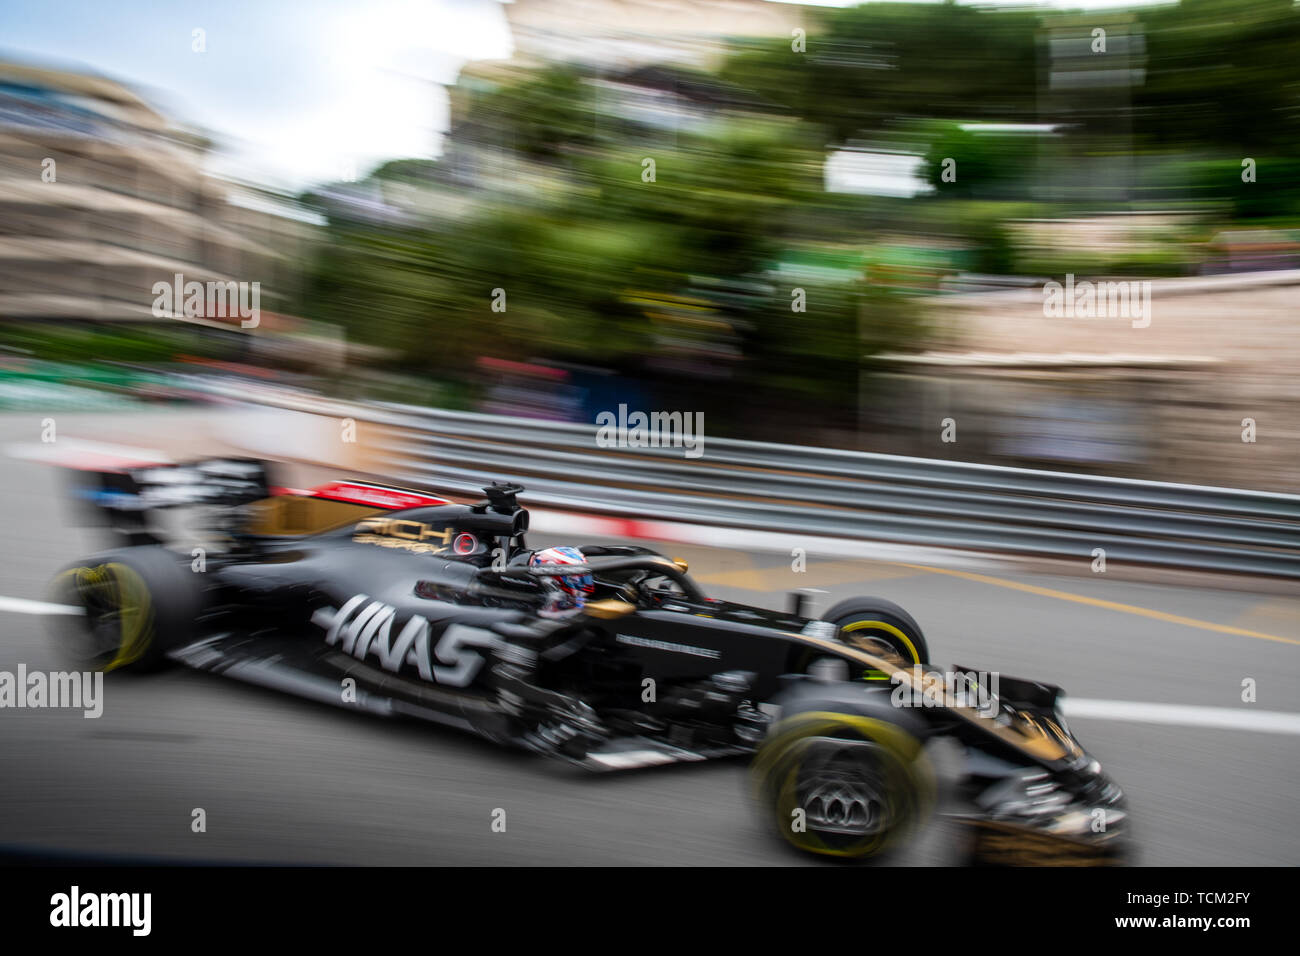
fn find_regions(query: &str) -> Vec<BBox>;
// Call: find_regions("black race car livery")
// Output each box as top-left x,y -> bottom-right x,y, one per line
49,459 -> 1129,863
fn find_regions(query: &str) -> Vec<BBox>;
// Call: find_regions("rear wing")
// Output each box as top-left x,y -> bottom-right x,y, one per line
69,458 -> 272,545
49,444 -> 494,547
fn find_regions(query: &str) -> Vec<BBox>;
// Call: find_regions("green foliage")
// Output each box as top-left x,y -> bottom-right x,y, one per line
301,98 -> 923,421
921,125 -> 1029,201
721,0 -> 1300,153
1180,157 -> 1300,219
1,323 -> 206,364
1138,0 -> 1300,153
469,66 -> 599,160
300,0 -> 1300,423
721,4 -> 1040,143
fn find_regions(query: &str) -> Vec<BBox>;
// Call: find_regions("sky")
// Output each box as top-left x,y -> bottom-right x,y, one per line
0,0 -> 513,190
0,0 -> 1174,192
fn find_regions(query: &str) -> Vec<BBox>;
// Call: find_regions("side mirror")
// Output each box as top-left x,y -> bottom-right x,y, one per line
583,598 -> 637,620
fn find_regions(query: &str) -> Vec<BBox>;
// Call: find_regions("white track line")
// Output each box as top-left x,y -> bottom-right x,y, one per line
1063,698 -> 1300,736
0,596 -> 83,616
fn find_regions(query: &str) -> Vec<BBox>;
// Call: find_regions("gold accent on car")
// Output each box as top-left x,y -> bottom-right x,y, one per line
583,598 -> 637,620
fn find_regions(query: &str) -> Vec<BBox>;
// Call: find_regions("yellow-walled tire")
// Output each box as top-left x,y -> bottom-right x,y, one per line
823,597 -> 930,679
752,711 -> 934,860
47,547 -> 202,672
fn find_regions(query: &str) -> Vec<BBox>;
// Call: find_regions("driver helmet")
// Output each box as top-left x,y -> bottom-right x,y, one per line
529,546 -> 594,617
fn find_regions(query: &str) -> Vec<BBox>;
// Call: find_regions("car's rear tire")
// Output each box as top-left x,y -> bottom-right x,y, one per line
752,710 -> 934,860
47,546 -> 204,672
822,597 -> 930,667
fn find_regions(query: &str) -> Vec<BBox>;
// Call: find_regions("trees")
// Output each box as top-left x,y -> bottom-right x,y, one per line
300,69 -> 921,429
721,0 -> 1299,156
298,0 -> 1300,428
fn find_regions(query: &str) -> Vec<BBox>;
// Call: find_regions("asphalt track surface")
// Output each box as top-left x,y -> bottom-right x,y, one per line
0,411 -> 1297,865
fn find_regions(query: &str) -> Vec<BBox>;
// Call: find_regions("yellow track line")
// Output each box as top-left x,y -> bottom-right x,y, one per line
899,563 -> 1300,647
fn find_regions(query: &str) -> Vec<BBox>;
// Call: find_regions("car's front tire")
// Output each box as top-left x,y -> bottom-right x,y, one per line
752,710 -> 934,860
823,597 -> 930,667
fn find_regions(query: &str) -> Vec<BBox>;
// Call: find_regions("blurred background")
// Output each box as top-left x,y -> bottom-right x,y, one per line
0,0 -> 1297,869
0,0 -> 1297,490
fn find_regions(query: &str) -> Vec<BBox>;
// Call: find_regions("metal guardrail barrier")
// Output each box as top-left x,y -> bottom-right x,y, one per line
190,380 -> 1300,577
351,400 -> 1300,579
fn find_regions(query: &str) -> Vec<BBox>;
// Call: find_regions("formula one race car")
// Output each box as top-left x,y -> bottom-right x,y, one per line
48,459 -> 1128,864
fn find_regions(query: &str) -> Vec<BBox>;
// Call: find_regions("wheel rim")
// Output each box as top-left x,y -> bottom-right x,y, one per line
799,745 -> 889,837
774,735 -> 914,857
841,618 -> 920,678
757,714 -> 933,859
